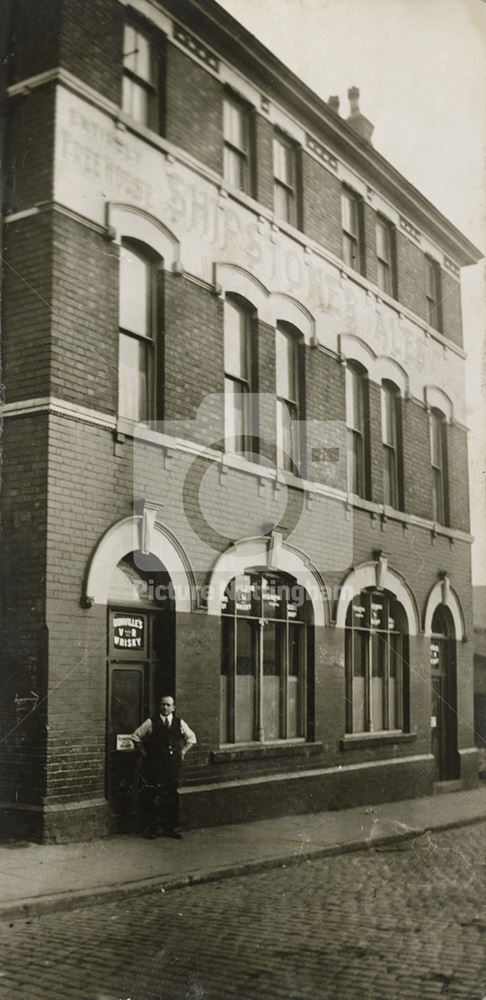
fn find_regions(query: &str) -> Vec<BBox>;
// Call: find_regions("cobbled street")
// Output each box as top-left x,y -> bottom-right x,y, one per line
0,823 -> 485,1000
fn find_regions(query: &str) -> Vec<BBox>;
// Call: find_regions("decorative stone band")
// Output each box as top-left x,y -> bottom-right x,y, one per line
306,134 -> 338,172
173,24 -> 220,72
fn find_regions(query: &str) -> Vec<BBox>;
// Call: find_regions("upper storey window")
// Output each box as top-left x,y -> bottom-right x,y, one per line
376,218 -> 395,297
118,244 -> 154,422
223,93 -> 252,195
430,408 -> 448,524
276,325 -> 300,474
341,188 -> 362,273
425,256 -> 442,331
273,133 -> 298,226
381,381 -> 403,510
346,363 -> 369,498
122,23 -> 157,128
224,298 -> 253,455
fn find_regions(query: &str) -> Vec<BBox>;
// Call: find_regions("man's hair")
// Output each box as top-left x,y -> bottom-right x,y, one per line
160,694 -> 175,702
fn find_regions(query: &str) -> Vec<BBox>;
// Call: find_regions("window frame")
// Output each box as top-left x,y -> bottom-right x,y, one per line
376,216 -> 396,297
224,296 -> 254,456
345,589 -> 408,735
273,131 -> 299,227
220,573 -> 308,745
430,407 -> 449,524
381,380 -> 403,510
223,91 -> 253,196
425,256 -> 442,331
275,323 -> 301,475
118,241 -> 156,423
341,187 -> 363,274
346,362 -> 370,499
122,21 -> 158,129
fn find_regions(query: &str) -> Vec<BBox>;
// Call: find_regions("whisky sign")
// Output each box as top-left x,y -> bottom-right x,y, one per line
112,614 -> 145,651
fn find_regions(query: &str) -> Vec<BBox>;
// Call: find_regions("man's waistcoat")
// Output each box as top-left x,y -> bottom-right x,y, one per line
143,716 -> 184,783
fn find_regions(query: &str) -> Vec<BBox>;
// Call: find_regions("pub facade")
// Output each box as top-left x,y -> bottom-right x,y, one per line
0,0 -> 481,841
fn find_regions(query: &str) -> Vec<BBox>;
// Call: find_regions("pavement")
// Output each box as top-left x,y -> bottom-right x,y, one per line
0,785 -> 485,922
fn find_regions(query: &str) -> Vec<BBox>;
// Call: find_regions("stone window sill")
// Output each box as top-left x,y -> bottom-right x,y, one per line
340,732 -> 417,752
210,741 -> 323,764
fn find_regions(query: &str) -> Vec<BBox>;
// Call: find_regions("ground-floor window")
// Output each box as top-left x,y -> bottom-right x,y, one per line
220,573 -> 309,743
345,589 -> 409,734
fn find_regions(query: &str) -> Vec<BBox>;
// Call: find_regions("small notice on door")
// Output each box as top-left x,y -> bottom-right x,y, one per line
117,734 -> 135,751
113,615 -> 145,650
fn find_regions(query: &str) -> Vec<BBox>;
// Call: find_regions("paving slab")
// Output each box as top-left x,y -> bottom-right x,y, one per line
0,785 -> 485,920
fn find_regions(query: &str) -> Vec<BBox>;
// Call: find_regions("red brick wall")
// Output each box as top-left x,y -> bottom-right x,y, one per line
163,273 -> 224,443
441,271 -> 463,348
362,202 -> 378,286
395,231 -> 427,321
6,85 -> 55,212
254,115 -> 274,212
402,398 -> 434,521
301,153 -> 342,257
3,215 -> 53,401
165,45 -> 223,175
447,423 -> 470,533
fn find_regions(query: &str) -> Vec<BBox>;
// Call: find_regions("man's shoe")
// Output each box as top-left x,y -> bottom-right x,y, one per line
163,830 -> 182,840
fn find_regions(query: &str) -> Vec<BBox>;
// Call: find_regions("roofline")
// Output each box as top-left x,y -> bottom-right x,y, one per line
173,0 -> 482,267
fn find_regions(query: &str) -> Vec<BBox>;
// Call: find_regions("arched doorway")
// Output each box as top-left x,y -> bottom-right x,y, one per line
430,606 -> 459,781
107,552 -> 175,822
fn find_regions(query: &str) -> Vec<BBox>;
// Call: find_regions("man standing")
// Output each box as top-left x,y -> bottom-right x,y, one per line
131,695 -> 196,839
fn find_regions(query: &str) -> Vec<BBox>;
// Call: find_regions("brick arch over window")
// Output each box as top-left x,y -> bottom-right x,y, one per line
423,580 -> 465,640
107,203 -> 181,271
215,263 -> 315,344
84,515 -> 196,611
206,535 -> 329,626
340,334 -> 409,395
335,559 -> 420,635
424,385 -> 454,423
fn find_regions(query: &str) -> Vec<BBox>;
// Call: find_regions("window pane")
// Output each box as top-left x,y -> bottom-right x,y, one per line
224,146 -> 246,189
352,631 -> 367,732
389,632 -> 401,729
110,668 -> 143,739
288,624 -> 304,738
430,412 -> 443,468
276,328 -> 296,401
261,576 -> 286,619
371,633 -> 386,730
274,180 -> 292,223
343,233 -> 358,269
377,259 -> 391,295
432,467 -> 445,522
342,192 -> 357,235
118,333 -> 149,421
425,259 -> 437,299
119,248 -> 150,336
277,398 -> 298,471
224,301 -> 248,380
224,377 -> 248,452
383,445 -> 398,506
376,221 -> 390,262
235,619 -> 256,742
262,620 -> 283,740
124,26 -> 152,83
274,136 -> 293,184
346,366 -> 363,430
224,98 -> 247,151
381,385 -> 397,446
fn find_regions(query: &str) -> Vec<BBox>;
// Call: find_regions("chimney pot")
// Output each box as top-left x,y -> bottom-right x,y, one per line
346,86 -> 374,144
328,95 -> 340,114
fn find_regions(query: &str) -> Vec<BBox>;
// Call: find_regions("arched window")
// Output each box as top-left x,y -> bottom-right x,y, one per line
118,243 -> 155,422
346,362 -> 370,498
220,572 -> 310,744
381,380 -> 403,509
276,323 -> 301,473
345,589 -> 409,734
430,408 -> 448,524
224,297 -> 253,454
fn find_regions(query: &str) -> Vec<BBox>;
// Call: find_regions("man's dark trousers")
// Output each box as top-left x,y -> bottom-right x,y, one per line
141,716 -> 184,835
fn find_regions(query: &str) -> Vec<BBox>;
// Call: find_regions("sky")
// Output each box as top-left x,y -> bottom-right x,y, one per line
218,0 -> 486,585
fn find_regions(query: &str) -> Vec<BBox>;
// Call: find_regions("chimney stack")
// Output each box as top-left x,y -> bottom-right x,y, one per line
346,86 -> 374,144
328,95 -> 340,114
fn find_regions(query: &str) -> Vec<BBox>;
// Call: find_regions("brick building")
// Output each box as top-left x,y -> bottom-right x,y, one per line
0,0 -> 482,842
